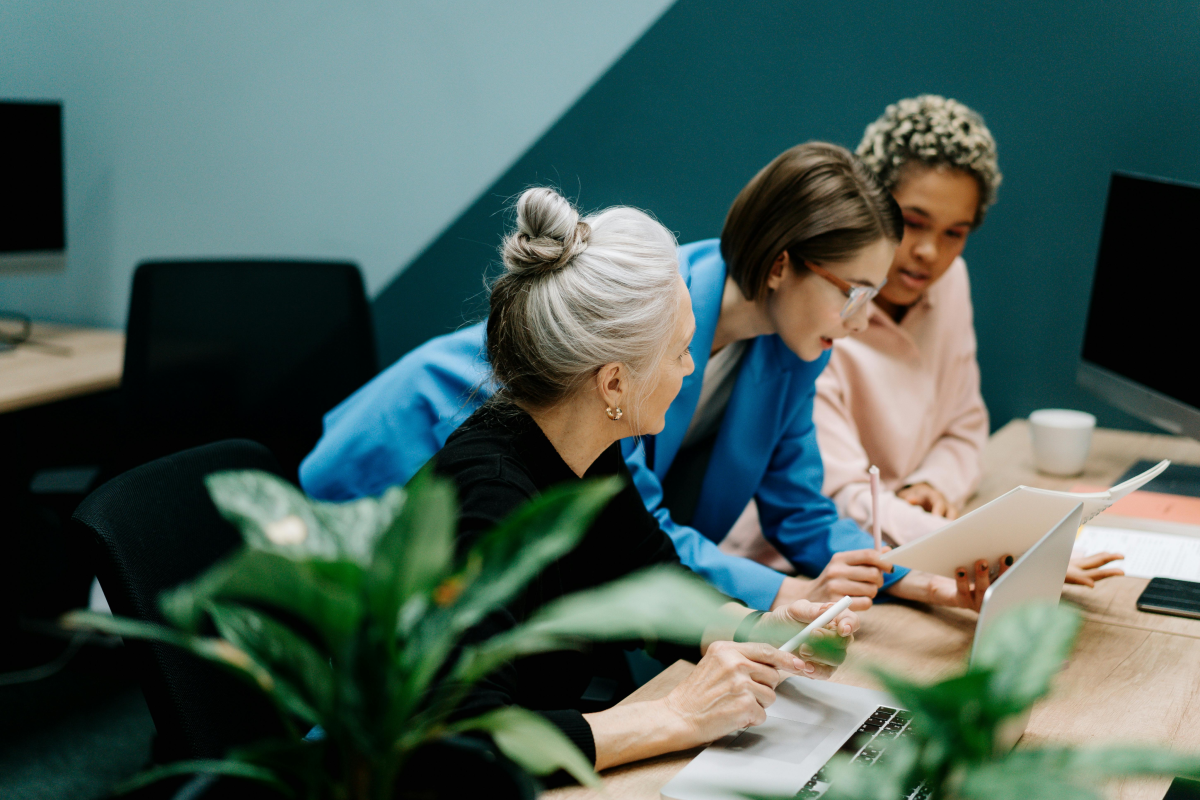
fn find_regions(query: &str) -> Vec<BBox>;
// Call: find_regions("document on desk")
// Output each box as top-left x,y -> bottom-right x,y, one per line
882,459 -> 1171,579
1075,525 -> 1200,581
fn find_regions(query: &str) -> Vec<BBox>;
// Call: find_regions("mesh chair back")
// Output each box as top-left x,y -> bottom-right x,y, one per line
121,260 -> 377,481
72,439 -> 287,761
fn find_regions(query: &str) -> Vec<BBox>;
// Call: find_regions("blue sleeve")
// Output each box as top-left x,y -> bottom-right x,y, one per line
622,440 -> 787,611
299,325 -> 491,500
754,377 -> 909,589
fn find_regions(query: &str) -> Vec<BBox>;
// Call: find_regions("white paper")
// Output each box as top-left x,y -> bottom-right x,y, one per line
1075,525 -> 1200,581
883,459 -> 1171,578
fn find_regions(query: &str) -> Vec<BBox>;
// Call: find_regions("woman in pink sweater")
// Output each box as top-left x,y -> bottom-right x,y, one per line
726,96 -> 1121,587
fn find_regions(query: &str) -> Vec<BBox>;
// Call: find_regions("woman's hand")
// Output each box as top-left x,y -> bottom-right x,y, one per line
757,598 -> 859,679
897,482 -> 959,519
773,549 -> 893,612
659,641 -> 806,748
586,642 -> 806,770
888,557 -> 1011,611
1067,552 -> 1125,586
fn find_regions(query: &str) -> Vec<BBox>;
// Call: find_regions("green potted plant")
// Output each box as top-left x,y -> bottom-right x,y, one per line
816,602 -> 1200,800
64,469 -> 731,799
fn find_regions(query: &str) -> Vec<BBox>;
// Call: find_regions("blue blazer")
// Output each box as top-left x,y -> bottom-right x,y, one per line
300,239 -> 904,609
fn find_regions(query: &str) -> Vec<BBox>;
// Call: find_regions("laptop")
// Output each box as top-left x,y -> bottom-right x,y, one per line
661,502 -> 1083,800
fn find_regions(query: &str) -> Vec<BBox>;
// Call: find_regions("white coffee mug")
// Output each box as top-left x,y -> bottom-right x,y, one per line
1028,409 -> 1097,476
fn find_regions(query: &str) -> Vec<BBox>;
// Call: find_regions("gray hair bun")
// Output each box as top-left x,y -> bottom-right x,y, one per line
503,187 -> 591,276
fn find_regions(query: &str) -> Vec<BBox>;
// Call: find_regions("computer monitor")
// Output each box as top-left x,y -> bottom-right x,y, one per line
0,100 -> 67,274
1077,172 -> 1200,439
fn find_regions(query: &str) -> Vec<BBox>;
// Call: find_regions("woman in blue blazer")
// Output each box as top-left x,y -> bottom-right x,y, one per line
301,143 -> 985,612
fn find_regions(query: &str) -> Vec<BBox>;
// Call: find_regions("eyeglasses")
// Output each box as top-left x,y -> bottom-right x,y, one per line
804,261 -> 886,319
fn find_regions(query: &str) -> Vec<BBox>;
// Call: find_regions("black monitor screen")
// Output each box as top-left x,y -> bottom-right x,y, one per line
0,101 -> 65,253
1081,173 -> 1200,410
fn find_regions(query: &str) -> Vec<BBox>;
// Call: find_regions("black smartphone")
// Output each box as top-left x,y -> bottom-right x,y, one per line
1136,577 -> 1200,620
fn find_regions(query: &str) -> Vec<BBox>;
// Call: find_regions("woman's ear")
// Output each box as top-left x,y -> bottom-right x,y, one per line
765,251 -> 792,292
594,362 -> 626,412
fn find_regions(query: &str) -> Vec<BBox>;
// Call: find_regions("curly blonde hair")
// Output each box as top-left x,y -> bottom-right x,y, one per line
857,95 -> 1001,227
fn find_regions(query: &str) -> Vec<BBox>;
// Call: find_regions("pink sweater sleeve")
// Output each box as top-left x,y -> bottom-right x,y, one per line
901,269 -> 989,507
814,363 -> 950,546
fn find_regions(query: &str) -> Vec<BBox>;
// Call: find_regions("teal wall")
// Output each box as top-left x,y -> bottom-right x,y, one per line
375,0 -> 1200,432
0,0 -> 673,327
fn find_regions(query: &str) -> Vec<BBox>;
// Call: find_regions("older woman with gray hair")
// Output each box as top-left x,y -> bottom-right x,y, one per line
436,186 -> 859,773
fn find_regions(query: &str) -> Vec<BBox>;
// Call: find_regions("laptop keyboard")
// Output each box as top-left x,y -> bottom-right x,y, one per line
794,705 -> 930,800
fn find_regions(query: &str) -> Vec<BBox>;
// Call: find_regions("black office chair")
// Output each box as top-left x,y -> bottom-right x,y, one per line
71,439 -> 287,763
119,259 -> 378,482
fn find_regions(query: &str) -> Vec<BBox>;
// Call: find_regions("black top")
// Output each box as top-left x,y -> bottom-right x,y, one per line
432,401 -> 692,764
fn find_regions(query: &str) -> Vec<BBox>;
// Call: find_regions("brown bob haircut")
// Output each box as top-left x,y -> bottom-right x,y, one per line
720,141 -> 903,301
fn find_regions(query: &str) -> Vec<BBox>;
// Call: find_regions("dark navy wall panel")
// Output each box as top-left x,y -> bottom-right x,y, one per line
373,0 -> 1200,432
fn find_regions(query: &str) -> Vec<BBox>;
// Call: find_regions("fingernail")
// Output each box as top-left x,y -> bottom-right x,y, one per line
957,570 -> 966,578
804,662 -> 816,675
792,657 -> 805,670
1005,555 -> 1014,566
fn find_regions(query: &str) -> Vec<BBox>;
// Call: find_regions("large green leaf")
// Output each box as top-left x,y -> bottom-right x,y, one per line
113,758 -> 293,797
227,738 -> 328,800
311,486 -> 409,565
206,471 -> 343,559
820,744 -> 918,800
207,603 -> 335,726
366,467 -> 457,637
971,602 -> 1081,710
159,549 -> 364,649
872,669 -> 998,760
955,771 -> 1101,800
393,478 -> 624,713
61,610 -> 276,694
964,746 -> 1200,793
454,566 -> 728,684
206,470 -> 409,564
449,706 -> 601,789
447,477 -> 624,634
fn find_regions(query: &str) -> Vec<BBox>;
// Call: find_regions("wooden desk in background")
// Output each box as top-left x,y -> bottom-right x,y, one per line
545,420 -> 1200,800
0,323 -> 124,414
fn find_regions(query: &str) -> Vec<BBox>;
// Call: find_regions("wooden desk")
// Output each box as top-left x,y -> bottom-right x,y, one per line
969,419 -> 1200,510
975,420 -> 1200,638
546,421 -> 1200,800
0,323 -> 124,413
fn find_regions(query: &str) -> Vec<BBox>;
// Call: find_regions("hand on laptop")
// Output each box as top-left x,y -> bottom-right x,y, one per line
585,606 -> 859,769
771,549 -> 893,612
658,641 -> 821,750
585,641 -> 808,769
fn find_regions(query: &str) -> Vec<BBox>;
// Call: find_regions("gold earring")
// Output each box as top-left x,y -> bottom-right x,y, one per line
606,406 -> 623,421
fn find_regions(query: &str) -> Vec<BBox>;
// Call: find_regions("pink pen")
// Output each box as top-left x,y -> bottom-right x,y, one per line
869,465 -> 882,551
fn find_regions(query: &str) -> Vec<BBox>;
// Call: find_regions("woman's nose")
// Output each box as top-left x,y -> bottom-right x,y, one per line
845,305 -> 871,334
914,236 -> 938,263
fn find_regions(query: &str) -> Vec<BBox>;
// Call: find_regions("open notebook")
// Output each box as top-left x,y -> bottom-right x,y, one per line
880,460 -> 1170,578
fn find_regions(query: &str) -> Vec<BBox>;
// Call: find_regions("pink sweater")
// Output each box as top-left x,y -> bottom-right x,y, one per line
813,257 -> 989,545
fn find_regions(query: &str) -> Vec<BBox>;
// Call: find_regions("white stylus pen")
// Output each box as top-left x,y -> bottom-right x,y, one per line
780,595 -> 854,654
869,465 -> 882,551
